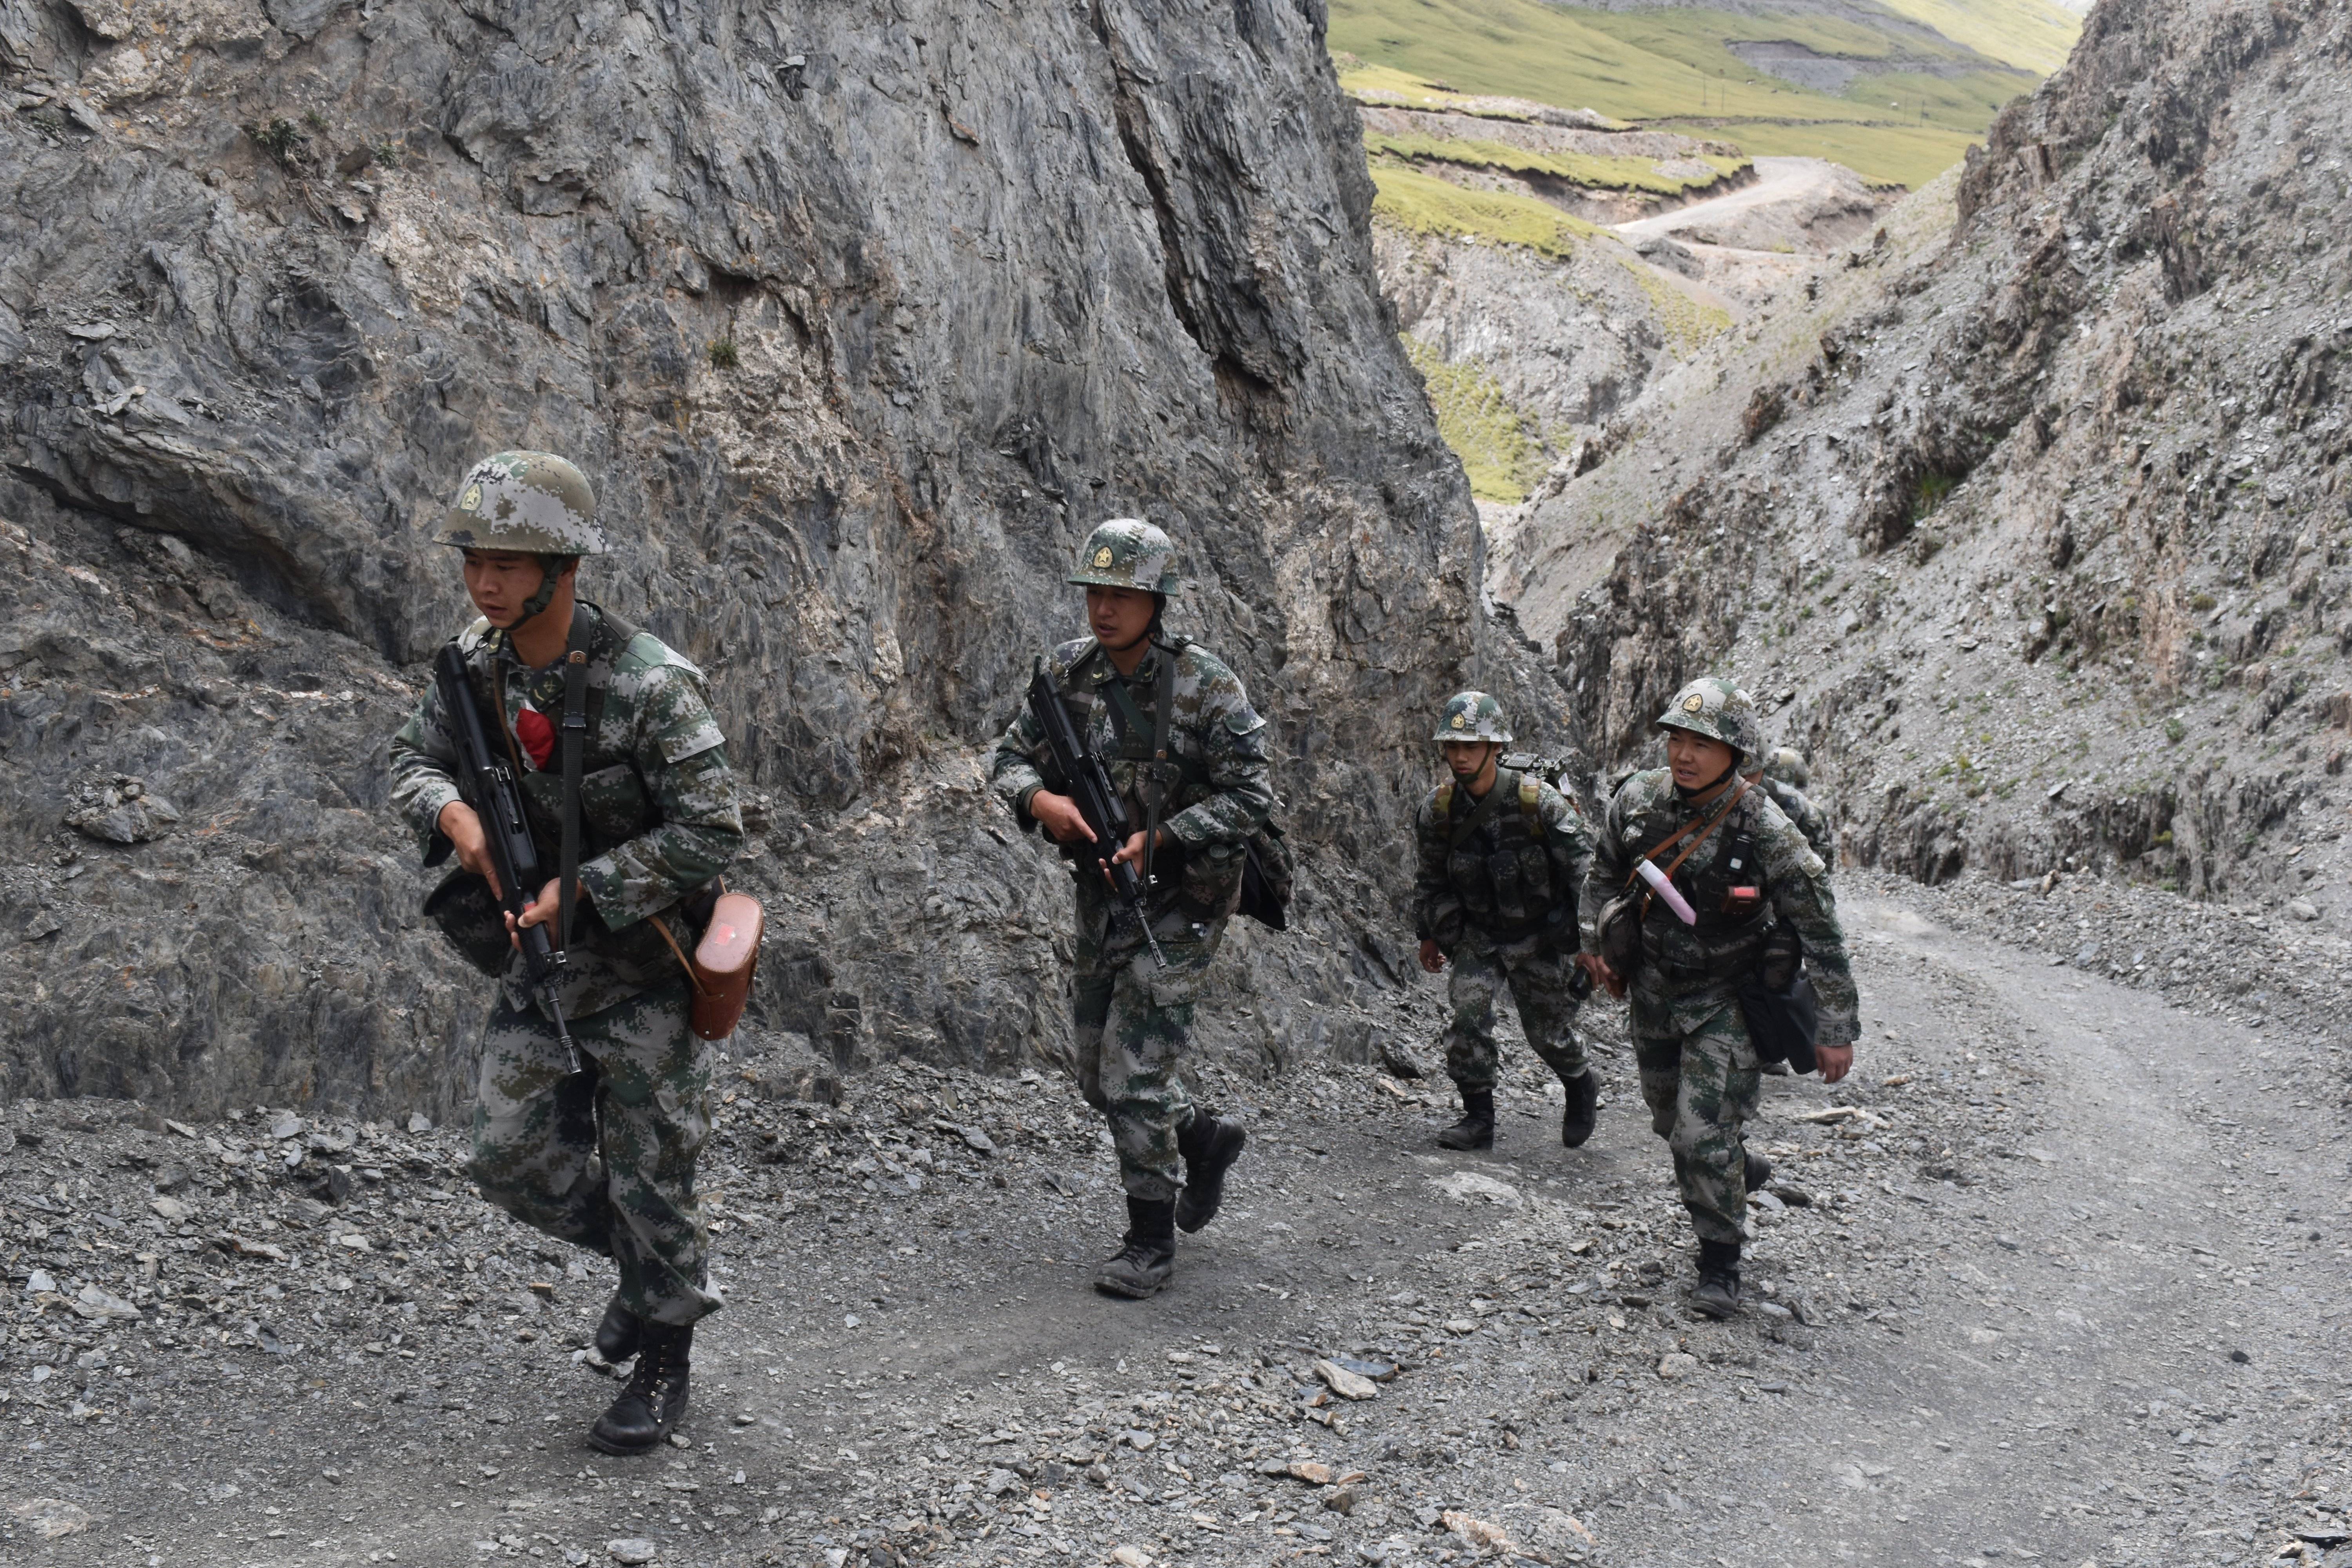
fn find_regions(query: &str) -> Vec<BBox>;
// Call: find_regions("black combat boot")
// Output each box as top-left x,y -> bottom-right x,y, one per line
593,1292 -> 642,1365
1174,1107 -> 1247,1234
1744,1149 -> 1772,1193
588,1321 -> 693,1454
1691,1240 -> 1742,1319
1559,1069 -> 1599,1149
1436,1087 -> 1495,1151
1094,1196 -> 1178,1299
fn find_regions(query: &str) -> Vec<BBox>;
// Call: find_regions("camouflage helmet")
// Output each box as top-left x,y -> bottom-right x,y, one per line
1654,676 -> 1762,759
433,451 -> 607,555
1067,518 -> 1178,597
1762,746 -> 1811,789
1433,690 -> 1512,744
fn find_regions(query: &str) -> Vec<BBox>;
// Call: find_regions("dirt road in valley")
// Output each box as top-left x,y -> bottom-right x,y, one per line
1613,156 -> 1862,250
4,882 -> 2347,1568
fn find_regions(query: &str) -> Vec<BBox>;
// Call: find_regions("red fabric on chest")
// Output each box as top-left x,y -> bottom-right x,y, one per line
514,704 -> 555,771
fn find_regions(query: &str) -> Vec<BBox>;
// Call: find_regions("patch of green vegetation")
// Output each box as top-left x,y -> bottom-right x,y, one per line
1363,130 -> 1749,196
1649,119 -> 1975,190
2164,716 -> 2186,743
708,338 -> 740,370
1368,163 -> 1602,258
1872,0 -> 2085,74
1912,468 -> 1961,521
1329,0 -> 2067,190
245,117 -> 306,162
1622,260 -> 1733,354
1404,338 -> 1549,504
2189,592 -> 2217,611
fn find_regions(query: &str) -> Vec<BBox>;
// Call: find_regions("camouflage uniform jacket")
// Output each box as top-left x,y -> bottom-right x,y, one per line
1760,775 -> 1836,864
1580,768 -> 1857,1047
1412,768 -> 1594,952
388,604 -> 744,1017
989,635 -> 1275,922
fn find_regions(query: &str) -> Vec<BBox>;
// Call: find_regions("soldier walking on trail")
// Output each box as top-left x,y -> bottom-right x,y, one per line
1749,746 -> 1833,1078
387,452 -> 743,1453
1412,692 -> 1601,1152
1577,677 -> 1857,1319
1757,746 -> 1836,864
989,520 -> 1273,1301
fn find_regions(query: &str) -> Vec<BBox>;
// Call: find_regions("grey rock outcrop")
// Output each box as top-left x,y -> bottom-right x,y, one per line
1496,0 -> 2352,911
0,0 -> 1561,1115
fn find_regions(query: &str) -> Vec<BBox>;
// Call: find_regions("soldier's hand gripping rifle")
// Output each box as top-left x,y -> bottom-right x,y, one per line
434,645 -> 581,1073
1026,668 -> 1168,970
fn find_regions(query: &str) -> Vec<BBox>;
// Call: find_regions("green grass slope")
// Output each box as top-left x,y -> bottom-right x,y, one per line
1330,0 -> 2076,189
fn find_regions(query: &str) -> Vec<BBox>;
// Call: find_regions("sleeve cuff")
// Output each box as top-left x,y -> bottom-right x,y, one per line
1163,809 -> 1214,848
409,782 -> 463,861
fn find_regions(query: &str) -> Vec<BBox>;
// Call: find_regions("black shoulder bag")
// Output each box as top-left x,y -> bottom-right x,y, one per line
1731,822 -> 1820,1074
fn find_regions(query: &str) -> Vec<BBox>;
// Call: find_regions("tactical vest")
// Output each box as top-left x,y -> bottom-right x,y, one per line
1636,795 -> 1777,980
452,604 -> 706,978
1062,637 -> 1210,818
466,606 -> 657,863
1436,769 -> 1563,934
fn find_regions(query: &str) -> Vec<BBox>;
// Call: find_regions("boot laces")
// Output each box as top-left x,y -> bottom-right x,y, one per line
1111,1231 -> 1167,1270
624,1337 -> 687,1401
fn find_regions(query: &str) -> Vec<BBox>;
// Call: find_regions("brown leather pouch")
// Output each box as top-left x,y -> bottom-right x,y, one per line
652,891 -> 765,1041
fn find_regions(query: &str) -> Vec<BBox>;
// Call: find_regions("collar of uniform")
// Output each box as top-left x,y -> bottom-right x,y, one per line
1083,638 -> 1162,686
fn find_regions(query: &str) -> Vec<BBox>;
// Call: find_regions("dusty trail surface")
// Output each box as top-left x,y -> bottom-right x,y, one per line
1611,156 -> 1856,247
4,886 -> 2347,1568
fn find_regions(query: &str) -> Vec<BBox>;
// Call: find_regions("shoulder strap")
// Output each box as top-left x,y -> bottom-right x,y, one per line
1448,767 -> 1520,850
557,605 -> 592,952
1623,777 -> 1754,904
1519,776 -> 1541,818
1141,639 -> 1177,885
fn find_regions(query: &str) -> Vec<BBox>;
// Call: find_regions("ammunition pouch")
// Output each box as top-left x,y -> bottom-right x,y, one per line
1595,891 -> 1643,980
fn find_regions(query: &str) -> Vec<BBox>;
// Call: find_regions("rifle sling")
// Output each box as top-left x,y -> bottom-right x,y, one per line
557,605 -> 592,953
1140,641 -> 1175,886
1101,670 -> 1155,750
1447,768 -> 1521,851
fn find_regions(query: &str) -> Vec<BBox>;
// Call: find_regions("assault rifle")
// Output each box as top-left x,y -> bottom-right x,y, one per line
434,645 -> 581,1073
1500,752 -> 1573,792
1025,668 -> 1168,969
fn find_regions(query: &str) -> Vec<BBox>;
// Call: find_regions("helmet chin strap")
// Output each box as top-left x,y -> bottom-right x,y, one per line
1675,755 -> 1742,800
504,557 -> 566,635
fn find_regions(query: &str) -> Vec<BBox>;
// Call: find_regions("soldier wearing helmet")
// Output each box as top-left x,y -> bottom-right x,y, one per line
1577,675 -> 1858,1319
989,519 -> 1276,1300
388,452 -> 743,1453
1410,691 -> 1601,1152
1755,746 -> 1836,864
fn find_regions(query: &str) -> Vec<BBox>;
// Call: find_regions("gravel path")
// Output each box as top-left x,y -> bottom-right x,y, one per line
4,885 -> 2347,1568
1610,156 -> 1850,247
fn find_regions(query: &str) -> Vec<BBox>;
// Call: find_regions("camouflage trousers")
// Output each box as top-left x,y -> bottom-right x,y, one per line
1634,1001 -> 1762,1247
1442,937 -> 1589,1093
469,975 -> 722,1327
1068,884 -> 1227,1203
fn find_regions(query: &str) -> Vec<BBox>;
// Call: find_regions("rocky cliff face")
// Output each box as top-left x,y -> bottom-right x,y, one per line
1495,0 -> 2352,915
0,0 -> 1559,1116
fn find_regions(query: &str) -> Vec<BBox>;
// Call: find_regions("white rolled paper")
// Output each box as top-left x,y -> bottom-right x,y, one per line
1636,858 -> 1699,925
